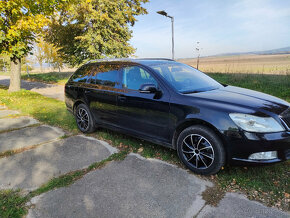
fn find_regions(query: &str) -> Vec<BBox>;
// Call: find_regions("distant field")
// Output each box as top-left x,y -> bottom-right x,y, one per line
179,54 -> 290,75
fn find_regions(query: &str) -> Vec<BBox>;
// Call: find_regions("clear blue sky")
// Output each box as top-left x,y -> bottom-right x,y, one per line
130,0 -> 290,58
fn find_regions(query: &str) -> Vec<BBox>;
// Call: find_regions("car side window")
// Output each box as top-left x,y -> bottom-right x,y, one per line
122,66 -> 158,90
71,64 -> 93,83
90,64 -> 119,87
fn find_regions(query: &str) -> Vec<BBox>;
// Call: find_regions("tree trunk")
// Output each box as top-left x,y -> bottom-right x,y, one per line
40,62 -> 43,73
9,58 -> 21,92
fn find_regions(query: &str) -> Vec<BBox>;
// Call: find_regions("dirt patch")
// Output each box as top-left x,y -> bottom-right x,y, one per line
202,184 -> 226,207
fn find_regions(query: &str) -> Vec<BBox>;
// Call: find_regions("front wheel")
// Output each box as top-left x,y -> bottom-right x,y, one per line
75,103 -> 96,133
177,125 -> 225,175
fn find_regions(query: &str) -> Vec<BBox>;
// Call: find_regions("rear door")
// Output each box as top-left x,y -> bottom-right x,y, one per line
65,64 -> 94,109
85,63 -> 121,126
116,64 -> 171,142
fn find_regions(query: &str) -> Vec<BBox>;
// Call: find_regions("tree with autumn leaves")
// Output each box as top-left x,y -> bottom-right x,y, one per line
0,0 -> 148,92
0,0 -> 66,91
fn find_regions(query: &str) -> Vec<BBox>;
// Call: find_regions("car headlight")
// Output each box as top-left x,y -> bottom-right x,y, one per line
229,113 -> 285,133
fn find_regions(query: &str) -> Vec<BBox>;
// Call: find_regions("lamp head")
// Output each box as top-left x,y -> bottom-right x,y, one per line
157,10 -> 168,17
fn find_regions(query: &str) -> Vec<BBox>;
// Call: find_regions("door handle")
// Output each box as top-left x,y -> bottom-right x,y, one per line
118,96 -> 126,102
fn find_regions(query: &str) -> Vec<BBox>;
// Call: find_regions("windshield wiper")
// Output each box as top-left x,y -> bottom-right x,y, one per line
182,90 -> 203,94
181,87 -> 218,94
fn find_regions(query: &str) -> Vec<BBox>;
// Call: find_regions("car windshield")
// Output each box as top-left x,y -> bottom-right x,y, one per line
150,62 -> 223,93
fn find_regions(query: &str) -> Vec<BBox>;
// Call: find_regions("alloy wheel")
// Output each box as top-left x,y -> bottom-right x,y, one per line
181,134 -> 214,169
76,108 -> 90,132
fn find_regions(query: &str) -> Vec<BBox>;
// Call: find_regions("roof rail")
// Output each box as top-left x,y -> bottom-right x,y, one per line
136,58 -> 175,61
85,57 -> 175,64
86,58 -> 132,64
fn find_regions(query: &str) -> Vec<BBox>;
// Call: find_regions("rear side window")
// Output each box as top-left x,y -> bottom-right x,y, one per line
90,64 -> 119,87
71,64 -> 93,83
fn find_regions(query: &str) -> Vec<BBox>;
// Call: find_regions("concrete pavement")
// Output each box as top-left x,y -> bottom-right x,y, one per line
0,116 -> 39,132
27,154 -> 289,218
0,109 -> 19,118
0,135 -> 117,190
0,125 -> 64,153
0,88 -> 289,217
197,193 -> 289,218
27,154 -> 212,218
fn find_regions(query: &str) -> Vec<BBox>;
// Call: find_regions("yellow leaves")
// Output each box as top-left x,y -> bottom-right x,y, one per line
100,13 -> 109,20
1,0 -> 64,59
14,14 -> 49,31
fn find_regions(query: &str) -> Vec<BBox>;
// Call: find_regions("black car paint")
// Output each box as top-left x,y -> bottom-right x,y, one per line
65,60 -> 290,165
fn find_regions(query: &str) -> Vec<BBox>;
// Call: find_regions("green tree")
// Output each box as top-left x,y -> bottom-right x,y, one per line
36,37 -> 64,73
49,47 -> 64,73
46,0 -> 149,66
0,0 -> 66,92
36,38 -> 47,73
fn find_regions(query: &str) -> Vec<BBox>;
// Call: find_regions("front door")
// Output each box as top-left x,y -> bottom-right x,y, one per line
117,65 -> 171,143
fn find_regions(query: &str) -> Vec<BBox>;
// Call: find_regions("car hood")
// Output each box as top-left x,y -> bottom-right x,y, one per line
187,86 -> 289,115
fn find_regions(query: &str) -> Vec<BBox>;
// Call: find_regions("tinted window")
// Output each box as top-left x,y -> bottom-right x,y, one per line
90,64 -> 119,87
122,66 -> 157,90
71,64 -> 93,83
150,62 -> 222,93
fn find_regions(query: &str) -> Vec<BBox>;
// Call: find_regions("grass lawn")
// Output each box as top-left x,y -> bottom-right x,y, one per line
0,190 -> 28,218
209,73 -> 290,102
0,73 -> 289,216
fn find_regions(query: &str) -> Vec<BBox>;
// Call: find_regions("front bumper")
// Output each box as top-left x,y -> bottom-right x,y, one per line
224,130 -> 290,165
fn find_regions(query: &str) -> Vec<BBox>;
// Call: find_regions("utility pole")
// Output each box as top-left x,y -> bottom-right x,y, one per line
171,16 -> 174,60
195,42 -> 202,70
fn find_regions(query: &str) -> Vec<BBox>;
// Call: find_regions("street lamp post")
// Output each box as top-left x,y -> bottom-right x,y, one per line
157,10 -> 174,60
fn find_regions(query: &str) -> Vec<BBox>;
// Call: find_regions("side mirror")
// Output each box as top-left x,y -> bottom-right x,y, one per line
139,83 -> 158,93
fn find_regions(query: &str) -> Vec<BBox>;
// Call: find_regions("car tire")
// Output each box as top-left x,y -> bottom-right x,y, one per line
75,103 -> 96,133
177,125 -> 225,175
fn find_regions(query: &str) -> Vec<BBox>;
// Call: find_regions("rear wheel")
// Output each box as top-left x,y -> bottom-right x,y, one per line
177,125 -> 225,175
75,103 -> 96,133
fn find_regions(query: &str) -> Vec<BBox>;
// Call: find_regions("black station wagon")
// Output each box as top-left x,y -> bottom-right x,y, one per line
65,58 -> 290,175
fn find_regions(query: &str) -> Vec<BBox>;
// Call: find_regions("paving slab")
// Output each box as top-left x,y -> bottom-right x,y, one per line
0,135 -> 117,190
0,109 -> 20,118
27,153 -> 212,218
0,125 -> 65,153
197,192 -> 289,218
0,116 -> 39,132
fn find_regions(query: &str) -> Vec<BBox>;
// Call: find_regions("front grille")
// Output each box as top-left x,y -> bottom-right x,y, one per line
280,107 -> 290,130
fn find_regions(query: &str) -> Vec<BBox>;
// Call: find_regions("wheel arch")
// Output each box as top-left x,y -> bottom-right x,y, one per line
172,119 -> 228,152
73,100 -> 87,114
